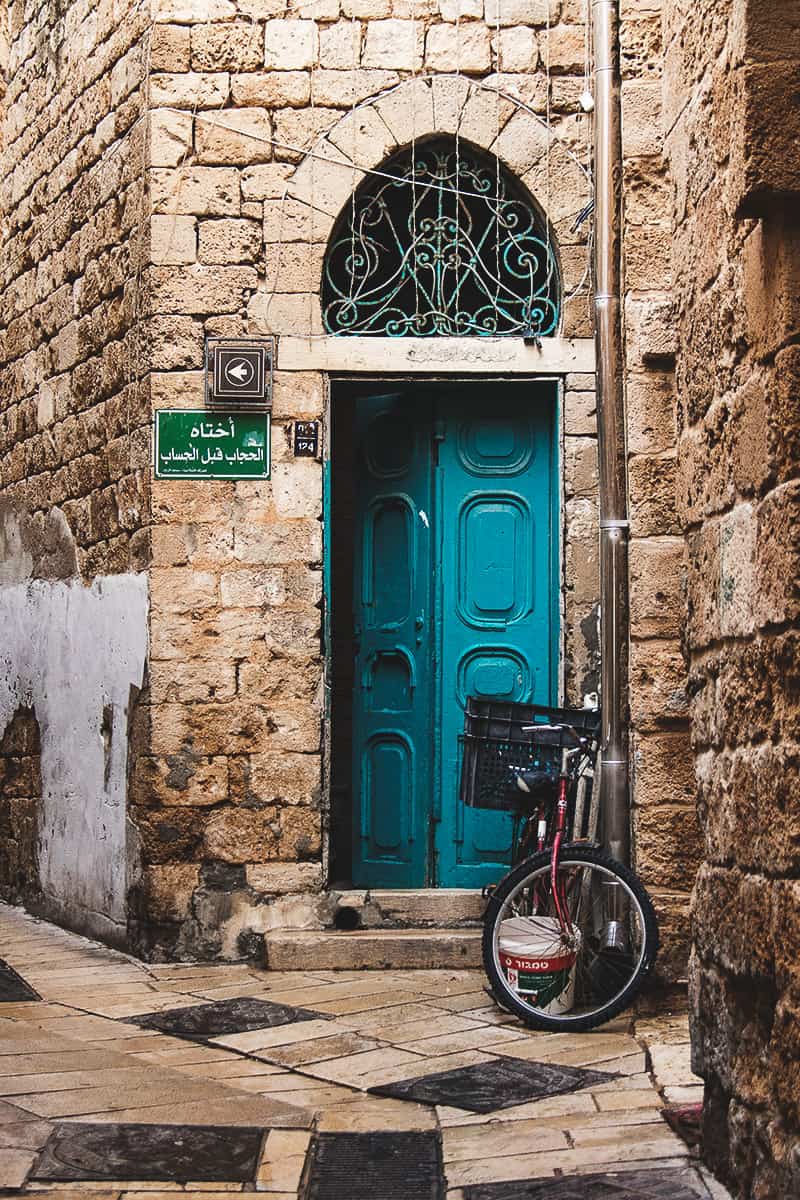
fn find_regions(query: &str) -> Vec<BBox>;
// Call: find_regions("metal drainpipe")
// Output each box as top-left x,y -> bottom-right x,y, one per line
592,0 -> 630,866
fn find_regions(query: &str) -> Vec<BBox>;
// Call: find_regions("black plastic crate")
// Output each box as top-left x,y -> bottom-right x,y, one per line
459,698 -> 600,813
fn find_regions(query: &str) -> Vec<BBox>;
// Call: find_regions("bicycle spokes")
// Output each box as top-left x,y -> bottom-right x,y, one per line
492,857 -> 650,1020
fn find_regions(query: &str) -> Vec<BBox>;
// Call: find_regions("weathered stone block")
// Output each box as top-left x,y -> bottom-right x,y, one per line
563,437 -> 598,499
425,22 -> 491,72
192,22 -> 264,71
629,638 -> 689,729
246,861 -> 323,894
263,243 -> 325,293
198,218 -> 262,264
150,167 -> 240,216
632,729 -> 695,808
132,754 -> 228,808
319,20 -> 363,68
729,63 -> 800,219
363,19 -> 424,69
204,806 -> 280,863
273,108 -> 341,162
755,481 -> 800,630
485,0 -> 558,23
628,452 -> 679,536
219,567 -> 287,607
150,71 -> 229,109
249,751 -> 321,806
232,516 -> 322,565
149,658 -> 237,704
621,77 -> 663,155
493,107 -> 549,175
564,388 -> 596,436
242,163 -> 294,201
150,214 -> 197,265
626,372 -> 675,454
271,371 -> 325,418
249,290 -> 324,337
150,25 -> 191,73
146,108 -> 191,170
493,26 -> 537,72
196,108 -> 272,165
149,265 -> 258,315
311,69 -> 401,109
629,536 -> 685,638
264,19 -> 318,70
154,0 -> 236,18
232,71 -> 311,109
139,864 -> 200,922
150,565 -> 218,612
625,296 -> 677,366
270,462 -> 323,517
633,803 -> 702,890
430,73 -> 471,133
278,804 -> 322,859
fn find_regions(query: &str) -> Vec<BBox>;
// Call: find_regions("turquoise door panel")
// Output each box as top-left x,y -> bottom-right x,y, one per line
435,388 -> 556,886
350,384 -> 557,888
352,394 -> 432,887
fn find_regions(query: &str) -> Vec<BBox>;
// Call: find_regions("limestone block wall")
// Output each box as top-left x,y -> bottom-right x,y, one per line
0,0 -> 151,940
134,0 -> 604,960
663,0 -> 800,1194
0,0 -> 696,975
620,0 -> 700,985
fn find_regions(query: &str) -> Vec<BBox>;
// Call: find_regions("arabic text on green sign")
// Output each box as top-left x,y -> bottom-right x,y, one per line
155,410 -> 270,479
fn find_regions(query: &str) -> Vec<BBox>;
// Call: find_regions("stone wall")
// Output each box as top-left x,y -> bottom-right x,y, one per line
663,0 -> 800,1193
0,0 -> 151,939
1,0 -> 697,975
620,0 -> 700,986
0,705 -> 42,908
134,0 -> 603,960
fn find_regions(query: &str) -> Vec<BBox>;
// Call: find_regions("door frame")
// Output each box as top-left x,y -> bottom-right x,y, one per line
324,373 -> 566,888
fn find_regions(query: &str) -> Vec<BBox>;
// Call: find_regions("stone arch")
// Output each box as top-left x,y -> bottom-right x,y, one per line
257,75 -> 592,337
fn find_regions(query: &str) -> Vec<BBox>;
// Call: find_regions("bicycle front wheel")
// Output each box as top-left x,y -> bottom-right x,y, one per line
483,845 -> 659,1032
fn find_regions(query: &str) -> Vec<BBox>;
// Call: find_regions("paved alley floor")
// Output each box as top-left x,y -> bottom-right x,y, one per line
0,903 -> 730,1199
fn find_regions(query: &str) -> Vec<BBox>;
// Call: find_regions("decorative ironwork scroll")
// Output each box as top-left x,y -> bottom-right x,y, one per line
322,139 -> 560,337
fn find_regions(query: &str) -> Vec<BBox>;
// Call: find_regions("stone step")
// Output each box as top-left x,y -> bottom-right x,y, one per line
265,927 -> 483,971
332,888 -> 485,929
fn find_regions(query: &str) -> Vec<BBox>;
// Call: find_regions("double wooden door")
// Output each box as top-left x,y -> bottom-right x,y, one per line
351,383 -> 557,888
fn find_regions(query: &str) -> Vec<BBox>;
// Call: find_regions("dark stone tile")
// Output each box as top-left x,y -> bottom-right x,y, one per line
127,996 -> 330,1039
0,960 -> 39,1002
369,1056 -> 618,1114
462,1168 -> 708,1199
304,1131 -> 443,1200
33,1122 -> 265,1183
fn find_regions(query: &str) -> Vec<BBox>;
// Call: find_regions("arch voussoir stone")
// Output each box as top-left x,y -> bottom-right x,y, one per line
273,75 -> 591,331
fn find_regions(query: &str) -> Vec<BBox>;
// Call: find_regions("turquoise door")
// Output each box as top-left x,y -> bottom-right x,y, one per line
351,384 -> 557,888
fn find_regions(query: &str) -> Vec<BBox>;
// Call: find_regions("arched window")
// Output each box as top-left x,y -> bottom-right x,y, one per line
322,138 -> 560,338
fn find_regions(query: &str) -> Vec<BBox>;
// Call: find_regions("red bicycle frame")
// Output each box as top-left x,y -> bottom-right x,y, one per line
520,730 -> 587,939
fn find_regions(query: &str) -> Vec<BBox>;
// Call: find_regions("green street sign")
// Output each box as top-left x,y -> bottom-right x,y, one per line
155,410 -> 270,480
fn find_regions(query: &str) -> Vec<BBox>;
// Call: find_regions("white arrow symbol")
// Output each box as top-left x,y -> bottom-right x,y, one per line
229,361 -> 249,381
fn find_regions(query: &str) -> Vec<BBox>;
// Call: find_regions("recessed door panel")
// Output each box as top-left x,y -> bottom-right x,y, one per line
458,496 -> 533,627
362,733 -> 412,853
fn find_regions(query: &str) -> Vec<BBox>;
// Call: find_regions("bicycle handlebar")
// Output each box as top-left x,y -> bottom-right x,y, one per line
520,722 -> 588,749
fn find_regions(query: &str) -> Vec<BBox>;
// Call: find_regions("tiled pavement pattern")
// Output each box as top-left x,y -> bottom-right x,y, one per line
0,903 -> 731,1199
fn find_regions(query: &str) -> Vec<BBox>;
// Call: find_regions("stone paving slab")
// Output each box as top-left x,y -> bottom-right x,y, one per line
0,903 -> 731,1200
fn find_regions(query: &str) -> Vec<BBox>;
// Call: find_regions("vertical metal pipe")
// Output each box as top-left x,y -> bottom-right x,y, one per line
592,0 -> 630,866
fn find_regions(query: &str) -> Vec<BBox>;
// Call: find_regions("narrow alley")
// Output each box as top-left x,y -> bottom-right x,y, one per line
0,904 -> 727,1198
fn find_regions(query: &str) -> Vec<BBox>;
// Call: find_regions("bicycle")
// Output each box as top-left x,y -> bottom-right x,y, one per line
460,699 -> 659,1032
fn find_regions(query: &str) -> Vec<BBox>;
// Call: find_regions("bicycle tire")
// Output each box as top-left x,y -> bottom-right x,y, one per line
482,844 -> 659,1032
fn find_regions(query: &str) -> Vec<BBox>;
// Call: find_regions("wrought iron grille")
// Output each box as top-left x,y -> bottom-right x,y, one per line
322,140 -> 560,337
